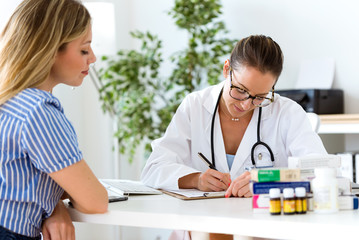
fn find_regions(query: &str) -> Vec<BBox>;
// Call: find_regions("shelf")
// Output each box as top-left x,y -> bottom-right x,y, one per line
318,114 -> 359,134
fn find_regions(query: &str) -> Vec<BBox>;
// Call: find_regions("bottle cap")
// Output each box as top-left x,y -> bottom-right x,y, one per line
295,187 -> 306,197
269,188 -> 281,198
314,167 -> 336,177
283,188 -> 294,198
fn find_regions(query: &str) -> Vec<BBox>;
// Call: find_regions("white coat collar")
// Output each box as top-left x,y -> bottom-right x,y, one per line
202,81 -> 225,141
202,81 -> 228,172
203,81 -> 225,116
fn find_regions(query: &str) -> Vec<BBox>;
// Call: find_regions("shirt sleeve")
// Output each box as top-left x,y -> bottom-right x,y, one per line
21,100 -> 83,173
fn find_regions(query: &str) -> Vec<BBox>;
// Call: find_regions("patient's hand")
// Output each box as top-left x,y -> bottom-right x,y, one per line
42,201 -> 75,240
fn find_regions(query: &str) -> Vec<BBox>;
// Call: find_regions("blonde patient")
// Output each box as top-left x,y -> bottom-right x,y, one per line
0,0 -> 108,239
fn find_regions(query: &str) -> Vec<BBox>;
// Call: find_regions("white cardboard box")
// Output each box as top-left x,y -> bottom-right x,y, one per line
288,154 -> 341,169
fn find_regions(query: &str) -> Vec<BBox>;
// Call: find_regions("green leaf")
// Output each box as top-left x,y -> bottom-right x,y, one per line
96,0 -> 236,163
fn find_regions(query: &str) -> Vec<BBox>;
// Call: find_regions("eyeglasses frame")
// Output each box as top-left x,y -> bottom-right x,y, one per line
229,69 -> 275,107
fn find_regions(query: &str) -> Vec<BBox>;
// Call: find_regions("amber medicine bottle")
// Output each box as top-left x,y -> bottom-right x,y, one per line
295,187 -> 307,214
269,188 -> 281,215
283,188 -> 296,215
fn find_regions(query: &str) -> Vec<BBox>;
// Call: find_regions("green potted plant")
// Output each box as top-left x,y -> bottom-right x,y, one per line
96,0 -> 237,162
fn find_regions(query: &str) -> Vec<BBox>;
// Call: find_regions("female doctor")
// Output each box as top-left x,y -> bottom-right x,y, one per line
141,35 -> 327,199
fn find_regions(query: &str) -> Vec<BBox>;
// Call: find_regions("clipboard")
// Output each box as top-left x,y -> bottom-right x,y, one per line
160,189 -> 226,200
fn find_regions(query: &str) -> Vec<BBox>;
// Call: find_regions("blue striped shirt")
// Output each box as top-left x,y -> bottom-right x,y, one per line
0,88 -> 83,237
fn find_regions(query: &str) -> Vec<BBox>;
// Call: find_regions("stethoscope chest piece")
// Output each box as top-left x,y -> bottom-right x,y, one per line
249,107 -> 275,167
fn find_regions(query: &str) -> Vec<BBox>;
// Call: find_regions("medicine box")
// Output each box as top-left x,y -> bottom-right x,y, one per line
251,181 -> 311,195
288,155 -> 341,169
250,168 -> 301,182
252,194 -> 270,213
338,195 -> 359,210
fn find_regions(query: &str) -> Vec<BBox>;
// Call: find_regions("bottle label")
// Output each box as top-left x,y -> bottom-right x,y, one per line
313,186 -> 338,210
283,199 -> 296,213
296,199 -> 307,212
269,199 -> 281,214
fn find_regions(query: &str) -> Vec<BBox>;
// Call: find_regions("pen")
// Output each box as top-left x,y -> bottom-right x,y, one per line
244,166 -> 255,171
198,152 -> 217,170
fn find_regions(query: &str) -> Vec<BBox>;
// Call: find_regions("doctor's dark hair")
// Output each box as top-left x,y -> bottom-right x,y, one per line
0,0 -> 91,105
230,35 -> 283,81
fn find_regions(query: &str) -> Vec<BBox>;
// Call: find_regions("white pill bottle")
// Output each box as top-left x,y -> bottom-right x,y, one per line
312,168 -> 339,213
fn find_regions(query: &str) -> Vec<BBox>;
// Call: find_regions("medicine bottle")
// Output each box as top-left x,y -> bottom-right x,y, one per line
295,187 -> 307,214
312,168 -> 339,213
269,188 -> 281,215
283,188 -> 295,215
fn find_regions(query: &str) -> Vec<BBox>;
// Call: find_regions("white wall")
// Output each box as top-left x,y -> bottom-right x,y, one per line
2,0 -> 359,239
124,0 -> 359,155
222,0 -> 359,114
94,0 -> 359,157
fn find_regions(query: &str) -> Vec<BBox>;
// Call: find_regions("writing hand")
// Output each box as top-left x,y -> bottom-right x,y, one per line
225,171 -> 252,198
197,169 -> 231,192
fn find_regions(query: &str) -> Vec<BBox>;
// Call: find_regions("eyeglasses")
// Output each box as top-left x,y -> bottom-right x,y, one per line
229,70 -> 274,107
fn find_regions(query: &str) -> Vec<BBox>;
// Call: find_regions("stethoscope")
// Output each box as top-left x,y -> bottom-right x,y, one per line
210,88 -> 275,168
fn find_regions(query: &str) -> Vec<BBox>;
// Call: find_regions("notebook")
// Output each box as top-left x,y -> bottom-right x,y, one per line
160,189 -> 226,200
100,179 -> 162,195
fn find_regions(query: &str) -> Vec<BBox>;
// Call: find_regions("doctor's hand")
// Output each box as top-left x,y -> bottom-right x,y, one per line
197,169 -> 231,192
225,171 -> 252,198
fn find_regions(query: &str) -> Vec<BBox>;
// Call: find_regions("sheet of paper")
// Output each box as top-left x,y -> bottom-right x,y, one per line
168,189 -> 225,198
295,58 -> 335,89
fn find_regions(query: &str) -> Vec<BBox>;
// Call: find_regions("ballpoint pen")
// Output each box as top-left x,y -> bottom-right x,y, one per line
198,152 -> 217,171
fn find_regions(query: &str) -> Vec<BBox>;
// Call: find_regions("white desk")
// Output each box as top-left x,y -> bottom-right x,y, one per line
67,194 -> 359,240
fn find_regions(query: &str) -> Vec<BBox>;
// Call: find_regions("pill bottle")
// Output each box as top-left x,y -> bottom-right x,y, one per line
283,188 -> 295,215
312,168 -> 339,213
295,187 -> 307,214
269,188 -> 281,215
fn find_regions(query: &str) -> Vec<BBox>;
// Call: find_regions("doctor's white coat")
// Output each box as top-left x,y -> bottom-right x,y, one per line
141,82 -> 327,190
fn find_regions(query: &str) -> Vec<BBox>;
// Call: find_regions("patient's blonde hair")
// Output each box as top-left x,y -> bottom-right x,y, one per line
0,0 -> 91,105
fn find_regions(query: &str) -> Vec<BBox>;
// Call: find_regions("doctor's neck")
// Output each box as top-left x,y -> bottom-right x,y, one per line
219,97 -> 241,122
219,96 -> 254,123
220,105 -> 240,121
